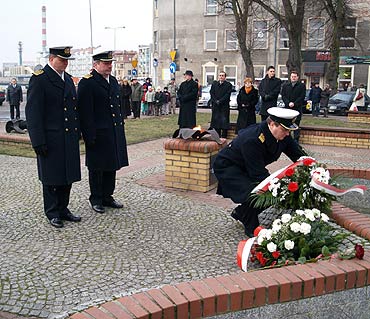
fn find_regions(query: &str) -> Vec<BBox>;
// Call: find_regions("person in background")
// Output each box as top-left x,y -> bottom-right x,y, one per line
120,78 -> 132,119
131,77 -> 143,119
353,83 -> 367,111
258,66 -> 282,121
142,77 -> 152,91
213,107 -> 305,237
167,78 -> 177,115
141,86 -> 148,115
320,84 -> 332,118
309,82 -> 322,117
7,78 -> 23,120
177,70 -> 199,128
77,51 -> 129,214
236,77 -> 259,133
281,71 -> 306,142
145,86 -> 156,116
209,71 -> 233,138
25,46 -> 81,228
154,86 -> 164,116
162,87 -> 171,115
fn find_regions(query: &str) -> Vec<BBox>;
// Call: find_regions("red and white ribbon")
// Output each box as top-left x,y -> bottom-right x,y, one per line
310,178 -> 367,196
236,237 -> 256,272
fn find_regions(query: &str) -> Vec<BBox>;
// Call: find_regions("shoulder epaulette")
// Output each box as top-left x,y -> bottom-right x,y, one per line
258,133 -> 265,143
33,69 -> 44,76
83,73 -> 93,79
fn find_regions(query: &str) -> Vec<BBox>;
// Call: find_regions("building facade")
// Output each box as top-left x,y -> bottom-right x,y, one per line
153,0 -> 370,93
113,50 -> 137,80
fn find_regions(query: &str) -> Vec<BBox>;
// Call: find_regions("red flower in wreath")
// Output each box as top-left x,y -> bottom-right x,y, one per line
355,244 -> 365,259
303,158 -> 315,166
288,182 -> 299,192
285,167 -> 295,176
272,251 -> 280,259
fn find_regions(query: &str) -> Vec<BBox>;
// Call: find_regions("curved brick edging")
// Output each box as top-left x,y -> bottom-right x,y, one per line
68,169 -> 370,319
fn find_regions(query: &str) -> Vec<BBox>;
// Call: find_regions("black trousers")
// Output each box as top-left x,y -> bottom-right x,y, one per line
10,104 -> 20,120
42,184 -> 72,220
233,199 -> 263,235
88,170 -> 116,205
131,101 -> 141,118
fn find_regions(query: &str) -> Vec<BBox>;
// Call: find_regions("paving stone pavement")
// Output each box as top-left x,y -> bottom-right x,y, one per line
1,136 -> 370,319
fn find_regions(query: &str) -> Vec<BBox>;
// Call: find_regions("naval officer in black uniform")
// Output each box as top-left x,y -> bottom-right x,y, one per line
213,107 -> 305,237
77,51 -> 129,214
26,46 -> 81,228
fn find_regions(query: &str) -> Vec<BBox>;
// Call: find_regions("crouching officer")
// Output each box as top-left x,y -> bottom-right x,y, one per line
77,51 -> 129,214
213,107 -> 306,237
25,46 -> 81,228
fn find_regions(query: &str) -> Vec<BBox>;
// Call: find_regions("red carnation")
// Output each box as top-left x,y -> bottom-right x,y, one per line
303,158 -> 315,166
355,244 -> 365,259
285,167 -> 295,176
288,182 -> 299,192
272,251 -> 280,259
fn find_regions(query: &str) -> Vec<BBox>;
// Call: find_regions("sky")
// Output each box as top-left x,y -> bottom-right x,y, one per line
0,0 -> 153,66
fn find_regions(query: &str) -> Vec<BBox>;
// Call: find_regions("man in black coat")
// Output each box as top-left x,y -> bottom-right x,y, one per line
258,66 -> 282,121
281,71 -> 306,142
177,70 -> 199,128
210,71 -> 233,138
25,46 -> 81,228
6,78 -> 23,120
78,51 -> 129,214
213,107 -> 305,237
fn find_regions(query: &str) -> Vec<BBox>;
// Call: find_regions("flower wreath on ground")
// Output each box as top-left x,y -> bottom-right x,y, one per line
236,157 -> 367,272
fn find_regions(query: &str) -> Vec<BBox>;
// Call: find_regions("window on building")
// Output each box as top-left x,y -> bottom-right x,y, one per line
204,65 -> 217,86
224,0 -> 233,14
224,65 -> 237,86
154,0 -> 158,18
307,18 -> 325,48
340,17 -> 356,48
204,30 -> 217,51
153,31 -> 159,52
253,20 -> 268,49
225,30 -> 238,50
338,66 -> 354,90
254,65 -> 266,81
279,27 -> 289,49
205,0 -> 217,15
278,65 -> 288,81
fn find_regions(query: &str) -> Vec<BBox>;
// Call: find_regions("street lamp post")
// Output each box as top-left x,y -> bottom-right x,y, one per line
105,26 -> 125,51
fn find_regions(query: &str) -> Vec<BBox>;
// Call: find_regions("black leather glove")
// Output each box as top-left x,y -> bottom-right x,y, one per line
33,144 -> 48,157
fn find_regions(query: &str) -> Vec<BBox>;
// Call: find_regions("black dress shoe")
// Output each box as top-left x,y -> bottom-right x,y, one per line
49,218 -> 64,228
103,199 -> 123,209
63,212 -> 81,222
91,204 -> 105,214
230,208 -> 240,221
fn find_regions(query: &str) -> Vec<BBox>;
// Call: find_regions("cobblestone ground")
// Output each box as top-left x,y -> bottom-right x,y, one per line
1,139 -> 370,319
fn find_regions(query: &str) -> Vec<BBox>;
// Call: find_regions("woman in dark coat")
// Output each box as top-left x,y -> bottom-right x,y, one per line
236,77 -> 259,133
120,78 -> 132,118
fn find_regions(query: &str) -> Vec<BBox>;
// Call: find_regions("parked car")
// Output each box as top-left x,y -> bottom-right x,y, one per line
328,91 -> 370,116
0,90 -> 5,106
197,85 -> 211,108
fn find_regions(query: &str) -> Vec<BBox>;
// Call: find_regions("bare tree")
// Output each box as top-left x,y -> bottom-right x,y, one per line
218,0 -> 255,79
253,0 -> 306,75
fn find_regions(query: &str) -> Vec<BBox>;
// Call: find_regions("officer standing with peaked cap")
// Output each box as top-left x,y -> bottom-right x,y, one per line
26,46 -> 81,228
78,51 -> 129,214
213,107 -> 306,237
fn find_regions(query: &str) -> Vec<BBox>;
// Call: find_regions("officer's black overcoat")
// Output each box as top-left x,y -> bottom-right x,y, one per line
25,64 -> 81,185
177,79 -> 198,128
213,121 -> 304,204
77,69 -> 129,171
210,80 -> 233,130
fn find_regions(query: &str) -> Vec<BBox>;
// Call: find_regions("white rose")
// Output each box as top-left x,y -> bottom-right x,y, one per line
272,223 -> 281,234
265,229 -> 273,240
257,236 -> 265,245
295,209 -> 305,216
290,222 -> 301,233
320,213 -> 329,222
281,213 -> 292,224
272,218 -> 281,226
312,208 -> 321,218
258,228 -> 268,239
284,240 -> 295,250
305,210 -> 315,222
267,242 -> 277,253
300,222 -> 311,235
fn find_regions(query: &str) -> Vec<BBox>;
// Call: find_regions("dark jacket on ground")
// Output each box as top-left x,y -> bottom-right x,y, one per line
6,84 -> 23,105
77,69 -> 129,171
258,75 -> 282,116
120,83 -> 132,117
25,64 -> 81,185
210,80 -> 233,130
177,79 -> 199,128
213,121 -> 304,204
281,81 -> 306,115
236,86 -> 259,133
309,86 -> 322,104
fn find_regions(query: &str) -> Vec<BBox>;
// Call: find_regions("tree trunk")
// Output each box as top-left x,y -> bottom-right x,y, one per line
240,46 -> 254,79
